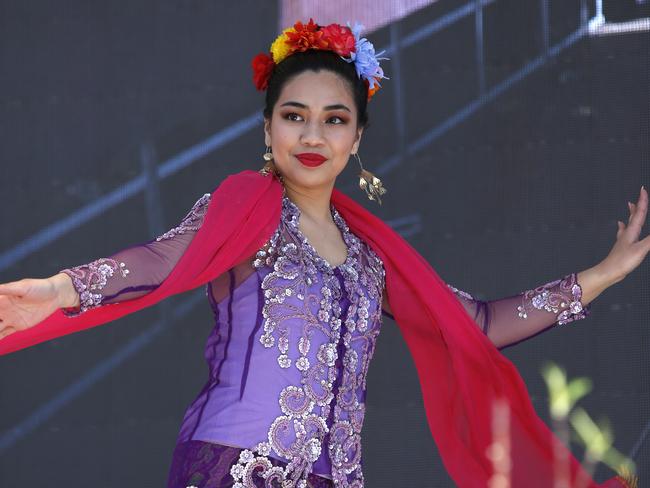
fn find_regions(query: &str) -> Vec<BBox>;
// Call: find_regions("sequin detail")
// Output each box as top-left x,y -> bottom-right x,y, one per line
231,195 -> 385,487
167,440 -> 333,488
517,272 -> 589,325
447,284 -> 474,301
156,193 -> 211,241
59,258 -> 130,316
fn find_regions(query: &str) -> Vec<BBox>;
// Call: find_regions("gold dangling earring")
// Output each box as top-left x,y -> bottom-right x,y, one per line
260,146 -> 274,175
354,152 -> 387,205
259,146 -> 283,184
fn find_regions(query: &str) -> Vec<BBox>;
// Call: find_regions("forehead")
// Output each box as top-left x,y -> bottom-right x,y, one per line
277,70 -> 354,107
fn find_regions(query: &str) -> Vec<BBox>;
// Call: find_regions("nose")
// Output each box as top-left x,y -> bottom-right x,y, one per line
299,119 -> 325,146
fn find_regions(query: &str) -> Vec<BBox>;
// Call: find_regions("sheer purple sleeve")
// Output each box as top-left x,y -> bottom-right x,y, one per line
57,193 -> 211,317
447,272 -> 591,349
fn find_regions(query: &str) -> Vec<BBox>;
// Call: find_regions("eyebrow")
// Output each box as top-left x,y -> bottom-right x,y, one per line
279,101 -> 351,112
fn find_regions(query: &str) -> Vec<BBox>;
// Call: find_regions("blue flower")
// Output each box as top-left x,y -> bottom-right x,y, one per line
344,21 -> 390,90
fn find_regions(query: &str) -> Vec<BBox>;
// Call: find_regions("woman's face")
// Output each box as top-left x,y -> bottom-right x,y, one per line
264,69 -> 363,193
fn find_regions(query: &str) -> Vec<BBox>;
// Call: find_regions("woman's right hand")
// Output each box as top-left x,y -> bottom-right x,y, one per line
0,277 -> 68,340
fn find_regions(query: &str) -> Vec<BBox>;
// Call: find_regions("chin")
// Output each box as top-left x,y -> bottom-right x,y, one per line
286,168 -> 336,189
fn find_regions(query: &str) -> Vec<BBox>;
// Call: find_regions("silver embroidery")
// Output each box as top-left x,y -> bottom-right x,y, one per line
155,193 -> 211,241
59,258 -> 130,315
447,284 -> 474,301
230,195 -> 385,487
517,272 -> 588,325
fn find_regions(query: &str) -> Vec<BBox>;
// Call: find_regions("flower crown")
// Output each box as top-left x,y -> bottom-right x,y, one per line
251,18 -> 389,102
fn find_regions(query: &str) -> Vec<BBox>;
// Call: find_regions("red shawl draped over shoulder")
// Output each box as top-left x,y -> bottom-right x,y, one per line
0,170 -> 630,487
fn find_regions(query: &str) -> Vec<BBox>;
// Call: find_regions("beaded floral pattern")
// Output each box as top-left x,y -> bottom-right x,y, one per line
517,272 -> 589,325
59,258 -> 130,316
155,193 -> 211,242
168,440 -> 333,488
448,274 -> 589,329
59,193 -> 212,316
228,195 -> 385,487
446,284 -> 475,301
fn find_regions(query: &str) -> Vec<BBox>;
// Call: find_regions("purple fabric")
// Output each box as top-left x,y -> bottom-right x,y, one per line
58,193 -> 210,316
59,192 -> 591,351
241,272 -> 264,401
167,440 -> 334,487
174,266 -> 355,478
446,273 -> 591,349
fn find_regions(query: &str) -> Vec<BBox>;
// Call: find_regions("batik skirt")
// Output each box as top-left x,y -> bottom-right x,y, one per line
167,440 -> 334,488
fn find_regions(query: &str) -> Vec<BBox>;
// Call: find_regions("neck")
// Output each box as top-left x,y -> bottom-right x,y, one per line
283,180 -> 335,224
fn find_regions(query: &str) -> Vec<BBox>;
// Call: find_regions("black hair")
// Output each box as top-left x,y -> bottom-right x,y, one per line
263,49 -> 370,130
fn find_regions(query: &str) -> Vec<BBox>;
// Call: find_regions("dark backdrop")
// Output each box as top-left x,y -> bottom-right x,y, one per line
1,1 -> 648,486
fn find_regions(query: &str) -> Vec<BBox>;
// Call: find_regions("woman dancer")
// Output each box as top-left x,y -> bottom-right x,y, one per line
0,18 -> 645,488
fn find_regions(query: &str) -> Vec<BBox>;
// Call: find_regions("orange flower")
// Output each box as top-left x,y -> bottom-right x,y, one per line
366,77 -> 381,101
285,18 -> 329,53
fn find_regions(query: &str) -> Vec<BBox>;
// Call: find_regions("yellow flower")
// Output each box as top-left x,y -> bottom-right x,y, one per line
270,27 -> 296,64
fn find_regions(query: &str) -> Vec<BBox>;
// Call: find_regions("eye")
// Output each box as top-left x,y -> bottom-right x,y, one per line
328,116 -> 346,125
284,112 -> 303,122
282,112 -> 347,125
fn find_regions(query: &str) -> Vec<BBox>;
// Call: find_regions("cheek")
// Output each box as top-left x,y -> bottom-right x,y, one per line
333,130 -> 358,154
272,124 -> 299,148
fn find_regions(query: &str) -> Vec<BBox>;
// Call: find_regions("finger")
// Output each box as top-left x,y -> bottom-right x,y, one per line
0,281 -> 27,296
633,185 -> 646,215
641,232 -> 650,254
630,189 -> 648,239
636,186 -> 647,228
617,220 -> 626,239
638,185 -> 646,205
628,202 -> 635,223
0,326 -> 16,340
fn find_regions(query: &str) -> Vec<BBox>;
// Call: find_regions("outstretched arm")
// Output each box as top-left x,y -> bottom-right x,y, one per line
444,270 -> 603,349
476,184 -> 650,348
54,193 -> 211,316
0,192 -> 212,340
381,185 -> 650,349
382,269 -> 604,349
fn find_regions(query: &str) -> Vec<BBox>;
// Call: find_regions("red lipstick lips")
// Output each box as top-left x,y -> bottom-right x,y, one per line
295,153 -> 327,167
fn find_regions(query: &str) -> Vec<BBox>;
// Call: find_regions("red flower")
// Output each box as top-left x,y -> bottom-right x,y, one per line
320,23 -> 356,57
285,18 -> 328,53
251,52 -> 275,91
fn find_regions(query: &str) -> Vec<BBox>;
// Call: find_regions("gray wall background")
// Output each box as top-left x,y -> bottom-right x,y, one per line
0,0 -> 648,486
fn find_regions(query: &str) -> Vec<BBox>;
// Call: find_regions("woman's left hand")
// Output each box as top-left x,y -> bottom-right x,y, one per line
599,186 -> 650,284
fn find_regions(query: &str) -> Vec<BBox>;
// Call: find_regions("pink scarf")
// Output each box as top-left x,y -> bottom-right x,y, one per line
0,170 -> 631,487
